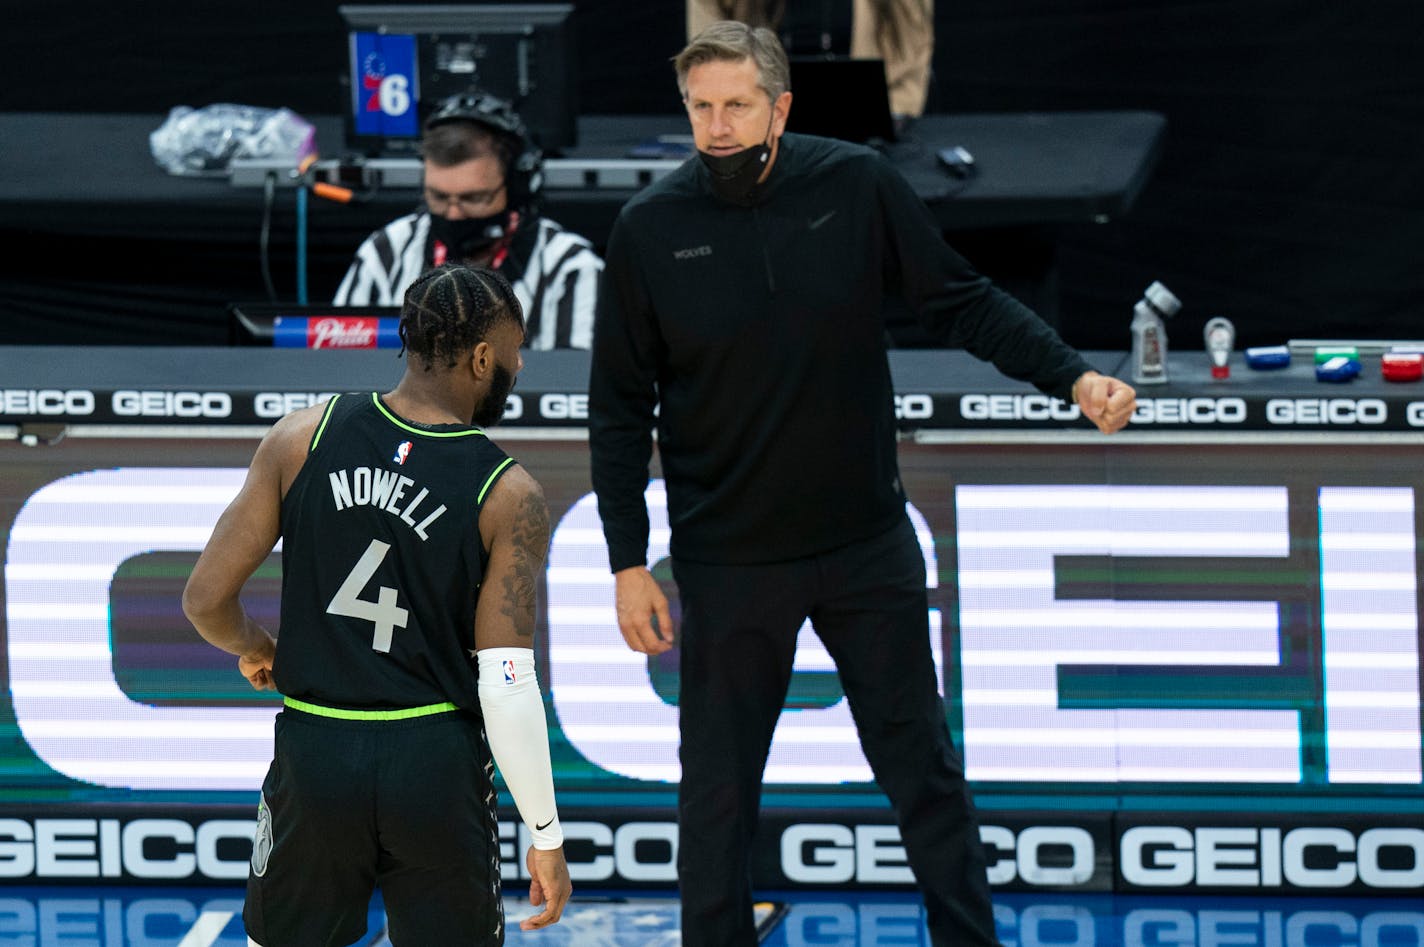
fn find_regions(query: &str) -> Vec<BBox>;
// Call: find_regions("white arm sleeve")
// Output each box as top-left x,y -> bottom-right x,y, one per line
477,648 -> 563,849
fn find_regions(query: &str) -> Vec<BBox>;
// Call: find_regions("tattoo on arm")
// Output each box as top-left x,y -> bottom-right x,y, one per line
500,487 -> 551,638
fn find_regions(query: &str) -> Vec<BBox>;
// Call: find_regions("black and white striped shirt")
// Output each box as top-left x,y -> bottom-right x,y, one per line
334,212 -> 603,350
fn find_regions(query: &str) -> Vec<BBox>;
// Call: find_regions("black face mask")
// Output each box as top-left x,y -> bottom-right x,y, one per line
698,114 -> 776,205
428,210 -> 512,259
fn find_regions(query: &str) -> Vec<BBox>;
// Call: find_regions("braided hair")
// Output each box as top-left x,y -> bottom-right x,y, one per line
399,263 -> 525,370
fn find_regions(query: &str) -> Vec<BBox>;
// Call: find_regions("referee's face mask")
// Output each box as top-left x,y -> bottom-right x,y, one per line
428,209 -> 512,259
423,154 -> 513,258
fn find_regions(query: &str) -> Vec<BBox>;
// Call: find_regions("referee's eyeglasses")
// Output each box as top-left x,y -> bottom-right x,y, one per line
423,183 -> 506,217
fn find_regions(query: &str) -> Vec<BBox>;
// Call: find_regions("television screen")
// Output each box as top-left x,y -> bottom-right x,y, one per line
338,3 -> 577,156
786,57 -> 896,144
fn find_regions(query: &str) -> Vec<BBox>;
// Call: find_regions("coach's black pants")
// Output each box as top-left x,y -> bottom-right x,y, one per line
672,516 -> 1001,947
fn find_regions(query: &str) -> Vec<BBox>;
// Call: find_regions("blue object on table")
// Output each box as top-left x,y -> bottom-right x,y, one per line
1315,355 -> 1361,382
273,315 -> 402,349
1244,345 -> 1291,370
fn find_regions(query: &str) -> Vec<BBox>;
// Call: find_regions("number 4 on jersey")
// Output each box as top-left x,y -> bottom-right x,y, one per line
327,539 -> 409,653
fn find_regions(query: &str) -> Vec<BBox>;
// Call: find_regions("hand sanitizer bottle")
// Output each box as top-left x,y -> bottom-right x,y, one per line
1131,281 -> 1181,385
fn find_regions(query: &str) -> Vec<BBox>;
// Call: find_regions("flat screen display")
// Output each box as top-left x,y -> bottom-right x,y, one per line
1,433 -> 1420,892
339,3 -> 578,155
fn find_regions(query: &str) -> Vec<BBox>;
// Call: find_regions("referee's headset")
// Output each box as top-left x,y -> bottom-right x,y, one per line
423,91 -> 545,214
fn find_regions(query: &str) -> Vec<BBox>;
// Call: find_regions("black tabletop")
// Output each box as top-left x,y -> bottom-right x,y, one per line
0,111 -> 1165,237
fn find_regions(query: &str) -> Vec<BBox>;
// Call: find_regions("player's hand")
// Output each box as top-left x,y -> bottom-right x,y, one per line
614,566 -> 674,655
1074,371 -> 1137,434
237,634 -> 277,690
521,845 -> 572,930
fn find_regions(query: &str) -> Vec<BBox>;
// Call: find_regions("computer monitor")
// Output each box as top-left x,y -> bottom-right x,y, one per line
786,57 -> 896,145
338,4 -> 577,157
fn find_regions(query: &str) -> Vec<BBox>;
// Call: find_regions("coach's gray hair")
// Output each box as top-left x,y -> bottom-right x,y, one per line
674,20 -> 791,102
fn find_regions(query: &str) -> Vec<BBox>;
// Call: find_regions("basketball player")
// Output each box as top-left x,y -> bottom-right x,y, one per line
185,264 -> 570,945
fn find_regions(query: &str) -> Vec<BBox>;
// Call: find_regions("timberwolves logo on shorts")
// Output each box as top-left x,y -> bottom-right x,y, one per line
252,792 -> 274,877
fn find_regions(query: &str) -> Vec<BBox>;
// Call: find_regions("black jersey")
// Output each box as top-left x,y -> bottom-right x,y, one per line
590,133 -> 1091,570
273,392 -> 515,711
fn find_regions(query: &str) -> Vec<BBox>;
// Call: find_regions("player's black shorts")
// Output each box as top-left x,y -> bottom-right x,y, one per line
243,704 -> 502,946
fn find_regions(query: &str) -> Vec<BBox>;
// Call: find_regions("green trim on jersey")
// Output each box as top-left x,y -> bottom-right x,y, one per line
309,395 -> 342,452
371,392 -> 488,438
284,696 -> 459,720
477,456 -> 517,504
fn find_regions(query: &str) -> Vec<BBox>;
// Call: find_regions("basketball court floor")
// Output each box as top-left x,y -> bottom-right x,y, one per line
2,885 -> 1419,946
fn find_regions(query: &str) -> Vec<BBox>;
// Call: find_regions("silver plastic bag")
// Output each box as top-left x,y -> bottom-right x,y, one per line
149,104 -> 315,177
